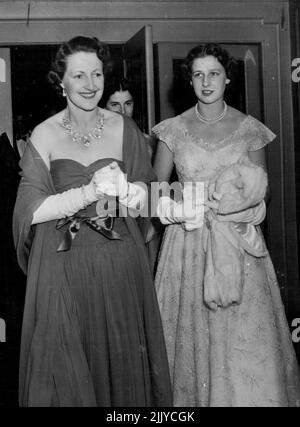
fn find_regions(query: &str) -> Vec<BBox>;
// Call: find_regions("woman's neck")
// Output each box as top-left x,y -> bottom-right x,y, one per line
196,100 -> 226,121
67,104 -> 100,132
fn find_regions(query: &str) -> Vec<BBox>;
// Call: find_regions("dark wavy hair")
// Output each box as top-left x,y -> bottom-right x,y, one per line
99,73 -> 135,108
48,36 -> 112,96
182,43 -> 237,81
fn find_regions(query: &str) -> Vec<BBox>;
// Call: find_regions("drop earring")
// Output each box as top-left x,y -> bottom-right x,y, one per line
60,84 -> 66,97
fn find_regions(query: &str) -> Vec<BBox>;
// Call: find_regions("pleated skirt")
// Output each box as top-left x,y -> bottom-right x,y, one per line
50,218 -> 171,406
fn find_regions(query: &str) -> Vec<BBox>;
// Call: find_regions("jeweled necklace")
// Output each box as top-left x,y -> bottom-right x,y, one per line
195,101 -> 227,124
62,108 -> 105,148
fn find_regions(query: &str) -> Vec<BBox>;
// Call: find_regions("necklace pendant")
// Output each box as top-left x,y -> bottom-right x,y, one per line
93,129 -> 103,139
83,135 -> 91,147
62,108 -> 105,148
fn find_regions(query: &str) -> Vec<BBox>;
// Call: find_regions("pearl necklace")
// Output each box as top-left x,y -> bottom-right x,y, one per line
62,108 -> 105,148
195,102 -> 227,124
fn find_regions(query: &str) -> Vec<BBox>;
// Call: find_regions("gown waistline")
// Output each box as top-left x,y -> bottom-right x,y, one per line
56,211 -> 122,252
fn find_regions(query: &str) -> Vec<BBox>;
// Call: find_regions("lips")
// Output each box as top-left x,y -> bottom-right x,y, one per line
202,90 -> 213,96
80,92 -> 97,99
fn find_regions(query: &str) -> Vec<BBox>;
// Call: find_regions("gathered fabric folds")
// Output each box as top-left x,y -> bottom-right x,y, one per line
202,212 -> 267,310
202,159 -> 268,310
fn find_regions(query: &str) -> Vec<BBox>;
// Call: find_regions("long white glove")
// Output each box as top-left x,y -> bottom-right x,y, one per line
182,183 -> 206,231
157,196 -> 185,225
32,180 -> 98,224
32,161 -> 147,224
157,183 -> 205,231
93,161 -> 147,211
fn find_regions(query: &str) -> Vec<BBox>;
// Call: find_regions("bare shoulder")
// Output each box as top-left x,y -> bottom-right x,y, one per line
181,106 -> 195,120
102,108 -> 123,128
30,111 -> 65,166
30,111 -> 64,151
226,106 -> 247,124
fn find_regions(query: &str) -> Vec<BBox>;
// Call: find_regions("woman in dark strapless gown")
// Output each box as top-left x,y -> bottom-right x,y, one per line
13,36 -> 171,407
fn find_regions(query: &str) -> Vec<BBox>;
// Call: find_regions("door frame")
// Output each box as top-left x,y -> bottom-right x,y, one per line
0,48 -> 13,143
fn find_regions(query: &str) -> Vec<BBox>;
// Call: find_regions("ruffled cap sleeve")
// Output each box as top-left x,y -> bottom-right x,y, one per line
246,116 -> 276,151
152,118 -> 179,153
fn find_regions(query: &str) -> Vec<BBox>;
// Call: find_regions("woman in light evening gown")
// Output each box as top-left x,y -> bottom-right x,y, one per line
13,36 -> 171,407
152,43 -> 300,407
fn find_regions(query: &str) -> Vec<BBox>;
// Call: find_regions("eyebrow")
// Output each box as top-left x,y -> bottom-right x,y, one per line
72,68 -> 102,73
192,68 -> 222,73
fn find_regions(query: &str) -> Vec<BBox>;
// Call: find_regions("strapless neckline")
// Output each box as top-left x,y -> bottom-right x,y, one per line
50,157 -> 124,169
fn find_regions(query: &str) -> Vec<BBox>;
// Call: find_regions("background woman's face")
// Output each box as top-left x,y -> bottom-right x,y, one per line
62,51 -> 104,111
190,55 -> 230,104
106,90 -> 134,117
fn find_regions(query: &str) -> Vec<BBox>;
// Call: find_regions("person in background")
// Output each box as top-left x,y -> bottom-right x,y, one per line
100,73 -> 156,159
102,74 -> 134,116
13,35 -> 171,407
152,42 -> 300,407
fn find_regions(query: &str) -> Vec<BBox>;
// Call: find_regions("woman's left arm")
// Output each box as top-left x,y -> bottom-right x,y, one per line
248,147 -> 270,204
248,147 -> 267,171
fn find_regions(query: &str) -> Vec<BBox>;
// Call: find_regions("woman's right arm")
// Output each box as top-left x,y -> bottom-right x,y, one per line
30,123 -> 52,170
153,140 -> 204,230
31,184 -> 98,224
30,124 -> 99,224
153,140 -> 174,182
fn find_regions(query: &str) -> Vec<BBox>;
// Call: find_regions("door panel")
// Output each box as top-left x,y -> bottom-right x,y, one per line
123,25 -> 155,134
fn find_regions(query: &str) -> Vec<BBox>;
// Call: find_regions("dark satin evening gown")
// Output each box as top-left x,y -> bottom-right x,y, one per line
48,157 -> 172,406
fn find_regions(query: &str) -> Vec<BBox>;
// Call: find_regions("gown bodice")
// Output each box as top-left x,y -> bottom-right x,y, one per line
50,157 -> 128,243
50,157 -> 124,192
152,115 -> 276,184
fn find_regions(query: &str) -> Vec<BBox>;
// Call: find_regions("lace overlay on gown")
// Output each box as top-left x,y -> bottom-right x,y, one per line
152,115 -> 300,407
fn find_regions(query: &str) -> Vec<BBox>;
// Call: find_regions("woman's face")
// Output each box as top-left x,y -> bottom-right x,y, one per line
190,55 -> 230,104
62,51 -> 104,111
106,90 -> 134,117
